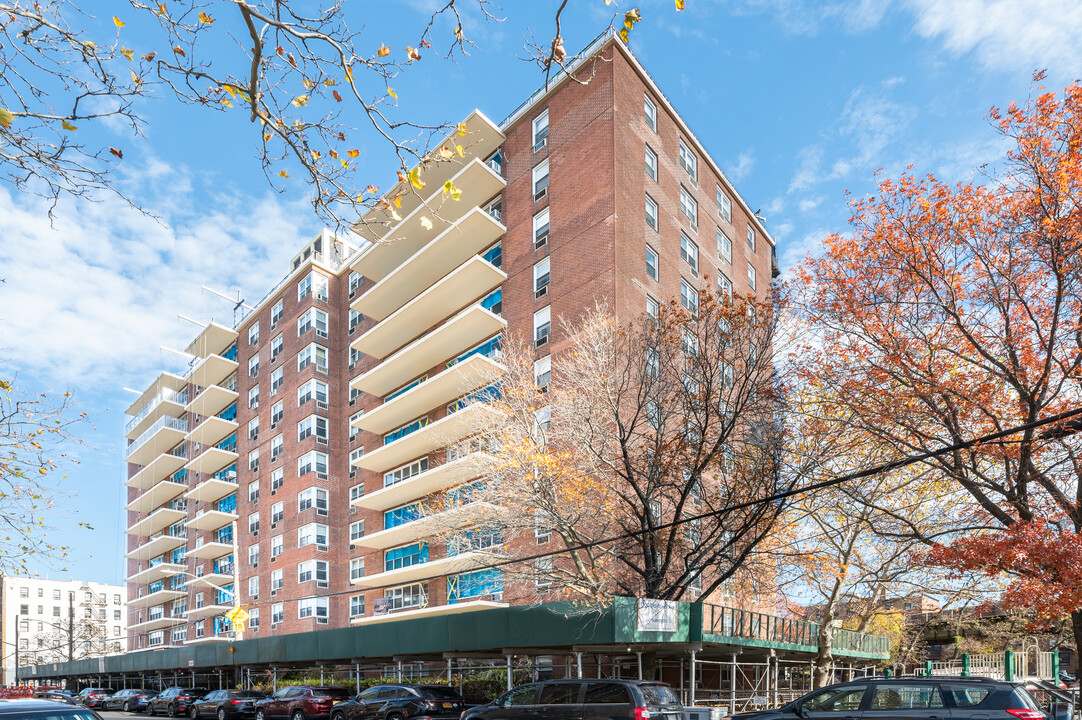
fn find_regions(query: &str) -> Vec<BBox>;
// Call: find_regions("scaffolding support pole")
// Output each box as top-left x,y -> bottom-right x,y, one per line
506,655 -> 513,691
637,652 -> 643,681
689,650 -> 697,707
576,652 -> 583,679
731,654 -> 737,714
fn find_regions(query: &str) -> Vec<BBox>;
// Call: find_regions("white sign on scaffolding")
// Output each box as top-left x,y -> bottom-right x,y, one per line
637,598 -> 678,633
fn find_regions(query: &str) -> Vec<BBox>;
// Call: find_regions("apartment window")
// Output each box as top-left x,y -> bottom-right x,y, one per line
645,144 -> 658,181
297,343 -> 328,373
349,520 -> 365,542
645,194 -> 658,231
303,272 -> 328,302
271,400 -> 284,425
248,322 -> 259,346
679,139 -> 698,183
646,245 -> 659,281
532,159 -> 549,201
534,355 -> 551,391
349,595 -> 365,618
349,482 -> 365,501
19,587 -> 27,598
535,511 -> 553,543
248,417 -> 259,441
683,329 -> 699,357
681,279 -> 698,316
535,405 -> 551,432
270,334 -> 283,360
270,534 -> 283,558
297,522 -> 328,548
249,607 -> 260,629
680,233 -> 699,276
535,557 -> 553,590
349,310 -> 362,334
248,481 -> 259,503
718,228 -> 732,263
248,448 -> 259,472
533,207 -> 550,249
747,261 -> 757,291
647,295 -> 659,318
534,306 -> 551,348
349,411 -> 362,439
270,367 -> 284,396
297,450 -> 328,477
271,468 -> 284,492
349,448 -> 365,472
297,414 -> 329,443
248,511 -> 260,534
532,109 -> 549,151
644,94 -> 657,132
679,186 -> 698,228
271,603 -> 283,625
385,458 -> 427,487
349,385 -> 362,405
747,224 -> 756,253
298,378 -> 329,405
717,187 -> 732,222
719,272 -> 733,301
349,557 -> 365,581
248,544 -> 259,566
534,257 -> 551,298
349,346 -> 363,368
297,559 -> 327,583
298,596 -> 329,620
52,590 -> 60,600
348,271 -> 363,296
297,273 -> 312,301
298,487 -> 329,515
271,299 -> 283,326
270,434 -> 283,458
248,386 -> 259,409
271,501 -> 284,524
248,354 -> 259,378
298,307 -> 328,337
248,576 -> 259,597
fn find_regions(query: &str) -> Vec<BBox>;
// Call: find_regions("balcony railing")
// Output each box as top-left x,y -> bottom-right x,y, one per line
126,416 -> 187,462
126,388 -> 188,435
702,602 -> 890,656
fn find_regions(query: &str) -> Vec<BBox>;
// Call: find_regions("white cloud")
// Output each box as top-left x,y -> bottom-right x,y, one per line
726,150 -> 756,181
789,145 -> 824,192
798,197 -> 824,212
905,0 -> 1082,74
780,228 -> 835,276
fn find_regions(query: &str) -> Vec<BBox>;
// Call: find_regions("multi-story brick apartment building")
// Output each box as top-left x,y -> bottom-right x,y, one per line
122,30 -> 778,650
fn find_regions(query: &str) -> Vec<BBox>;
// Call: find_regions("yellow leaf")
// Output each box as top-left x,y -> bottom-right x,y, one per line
675,0 -> 686,8
113,16 -> 125,27
62,120 -> 78,131
292,95 -> 309,107
391,209 -> 402,222
455,144 -> 464,157
157,3 -> 167,15
387,87 -> 398,100
450,186 -> 462,201
365,184 -> 379,194
302,78 -> 315,90
263,133 -> 271,141
198,11 -> 214,23
120,46 -> 134,61
130,69 -> 142,87
420,216 -> 433,230
311,150 -> 321,159
443,179 -> 454,193
347,149 -> 359,158
323,79 -> 335,87
220,97 -> 232,108
344,66 -> 353,84
340,159 -> 349,168
393,195 -> 403,209
456,122 -> 468,136
278,170 -> 289,178
329,150 -> 339,159
437,145 -> 454,159
377,44 -> 391,58
408,167 -> 425,189
222,85 -> 237,98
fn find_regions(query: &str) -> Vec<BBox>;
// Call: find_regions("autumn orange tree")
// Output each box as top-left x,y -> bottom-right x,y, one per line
795,74 -> 1082,652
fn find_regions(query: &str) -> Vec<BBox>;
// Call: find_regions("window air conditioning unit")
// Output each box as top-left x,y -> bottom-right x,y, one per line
535,286 -> 548,299
316,472 -> 328,480
535,336 -> 549,348
316,401 -> 328,410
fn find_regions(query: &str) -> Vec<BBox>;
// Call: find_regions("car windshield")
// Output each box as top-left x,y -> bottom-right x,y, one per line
234,692 -> 265,698
7,709 -> 101,720
313,689 -> 351,698
184,689 -> 210,695
638,685 -> 680,706
420,688 -> 464,701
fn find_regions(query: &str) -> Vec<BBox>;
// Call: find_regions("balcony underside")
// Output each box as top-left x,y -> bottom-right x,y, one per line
185,604 -> 232,620
185,541 -> 234,560
187,354 -> 238,390
130,615 -> 187,633
126,425 -> 187,467
185,448 -> 238,477
185,322 -> 238,360
350,599 -> 508,625
126,534 -> 185,561
126,507 -> 186,538
187,415 -> 238,448
125,372 -> 187,416
186,477 -> 239,504
186,510 -> 237,532
186,385 -> 238,419
351,551 -> 487,587
352,453 -> 489,512
126,562 -> 186,586
353,403 -> 496,474
354,501 -> 497,550
126,481 -> 187,514
128,589 -> 185,609
127,453 -> 186,491
125,398 -> 186,441
187,572 -> 235,589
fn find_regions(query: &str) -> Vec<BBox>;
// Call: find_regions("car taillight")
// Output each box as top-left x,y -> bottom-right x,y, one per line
635,708 -> 652,720
231,699 -> 244,704
1006,710 -> 1045,720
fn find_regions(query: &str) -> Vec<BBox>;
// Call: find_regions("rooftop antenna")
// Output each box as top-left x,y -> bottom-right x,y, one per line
201,286 -> 256,328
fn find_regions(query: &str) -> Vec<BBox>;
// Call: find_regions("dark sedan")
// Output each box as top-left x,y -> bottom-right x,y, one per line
148,687 -> 211,717
330,685 -> 465,720
189,690 -> 267,720
79,689 -> 115,709
33,690 -> 77,705
0,698 -> 104,719
102,689 -> 155,712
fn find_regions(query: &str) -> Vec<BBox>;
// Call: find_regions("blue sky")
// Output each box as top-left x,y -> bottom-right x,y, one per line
2,0 -> 1081,585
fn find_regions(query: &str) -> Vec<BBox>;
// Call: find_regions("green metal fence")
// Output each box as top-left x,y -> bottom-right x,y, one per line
701,603 -> 890,658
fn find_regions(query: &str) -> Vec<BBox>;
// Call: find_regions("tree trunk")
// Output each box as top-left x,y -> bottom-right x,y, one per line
814,623 -> 834,689
1070,610 -> 1082,675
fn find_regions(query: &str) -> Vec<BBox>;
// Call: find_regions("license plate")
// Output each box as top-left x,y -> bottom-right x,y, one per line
442,703 -> 452,709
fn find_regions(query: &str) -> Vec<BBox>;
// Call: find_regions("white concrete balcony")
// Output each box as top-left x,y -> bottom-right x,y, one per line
186,477 -> 238,504
126,452 -> 187,491
187,571 -> 235,589
125,386 -> 188,440
186,415 -> 238,449
355,355 -> 503,436
352,453 -> 489,512
125,480 -> 187,514
185,384 -> 238,419
185,603 -> 232,620
126,506 -> 187,538
350,598 -> 507,625
130,614 -> 187,633
352,111 -> 504,245
126,533 -> 186,561
186,510 -> 237,532
125,562 -> 186,586
185,322 -> 238,360
187,354 -> 238,390
126,372 -> 188,416
185,634 -> 232,644
352,257 -> 505,360
354,403 -> 497,474
185,447 -> 238,477
128,588 -> 185,609
126,416 -> 188,466
353,501 -> 497,550
350,305 -> 506,398
185,541 -> 234,560
351,551 -> 487,588
352,208 -> 506,322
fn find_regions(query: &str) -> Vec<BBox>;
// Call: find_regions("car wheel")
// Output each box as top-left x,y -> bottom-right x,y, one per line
256,710 -> 267,720
125,702 -> 132,712
168,703 -> 179,718
292,710 -> 306,720
148,703 -> 156,716
190,706 -> 199,718
218,709 -> 227,720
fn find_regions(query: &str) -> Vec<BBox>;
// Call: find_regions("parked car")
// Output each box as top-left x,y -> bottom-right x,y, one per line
33,689 -> 77,705
78,689 -> 115,709
463,679 -> 683,720
254,686 -> 352,720
148,687 -> 211,717
189,689 -> 268,720
727,676 -> 1060,720
330,684 -> 466,720
0,698 -> 103,718
102,688 -> 155,712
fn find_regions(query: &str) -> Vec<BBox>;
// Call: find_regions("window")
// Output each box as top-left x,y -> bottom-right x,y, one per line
270,434 -> 283,458
248,448 -> 259,471
718,228 -> 732,263
297,559 -> 328,584
679,186 -> 698,228
535,511 -> 553,543
350,346 -> 363,368
384,457 -> 427,487
298,308 -> 328,337
248,576 -> 259,597
350,595 -> 365,618
248,544 -> 259,566
679,139 -> 697,183
350,520 -> 365,543
271,468 -> 284,492
645,194 -> 658,231
248,322 -> 259,345
645,245 -> 659,281
869,685 -> 943,710
747,261 -> 757,291
349,309 -> 362,334
646,295 -> 659,318
533,208 -> 550,249
534,257 -> 551,298
747,224 -> 756,253
297,414 -> 328,443
52,589 -> 60,600
297,343 -> 328,373
297,522 -> 329,548
271,367 -> 283,395
680,233 -> 699,275
534,307 -> 551,347
535,557 -> 553,589
719,272 -> 733,301
271,299 -> 283,326
248,481 -> 259,503
681,280 -> 698,316
248,386 -> 259,409
248,417 -> 259,440
248,354 -> 259,378
298,487 -> 329,515
314,273 -> 329,301
270,334 -> 283,360
297,450 -> 329,477
349,411 -> 363,439
271,603 -> 284,625
532,109 -> 549,151
19,587 -> 27,598
298,378 -> 329,405
297,273 -> 312,301
271,400 -> 284,425
644,144 -> 658,181
349,447 -> 365,471
644,94 -> 657,131
534,355 -> 551,391
349,271 -> 363,296
350,482 -> 366,501
298,596 -> 329,620
532,159 -> 549,201
270,535 -> 283,558
271,501 -> 284,524
350,557 -> 365,581
248,511 -> 260,534
249,607 -> 260,629
349,385 -> 362,405
717,187 -> 732,222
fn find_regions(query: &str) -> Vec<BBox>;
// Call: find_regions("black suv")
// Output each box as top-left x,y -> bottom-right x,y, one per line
330,684 -> 466,720
148,687 -> 212,717
731,677 -> 1061,720
463,679 -> 683,720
